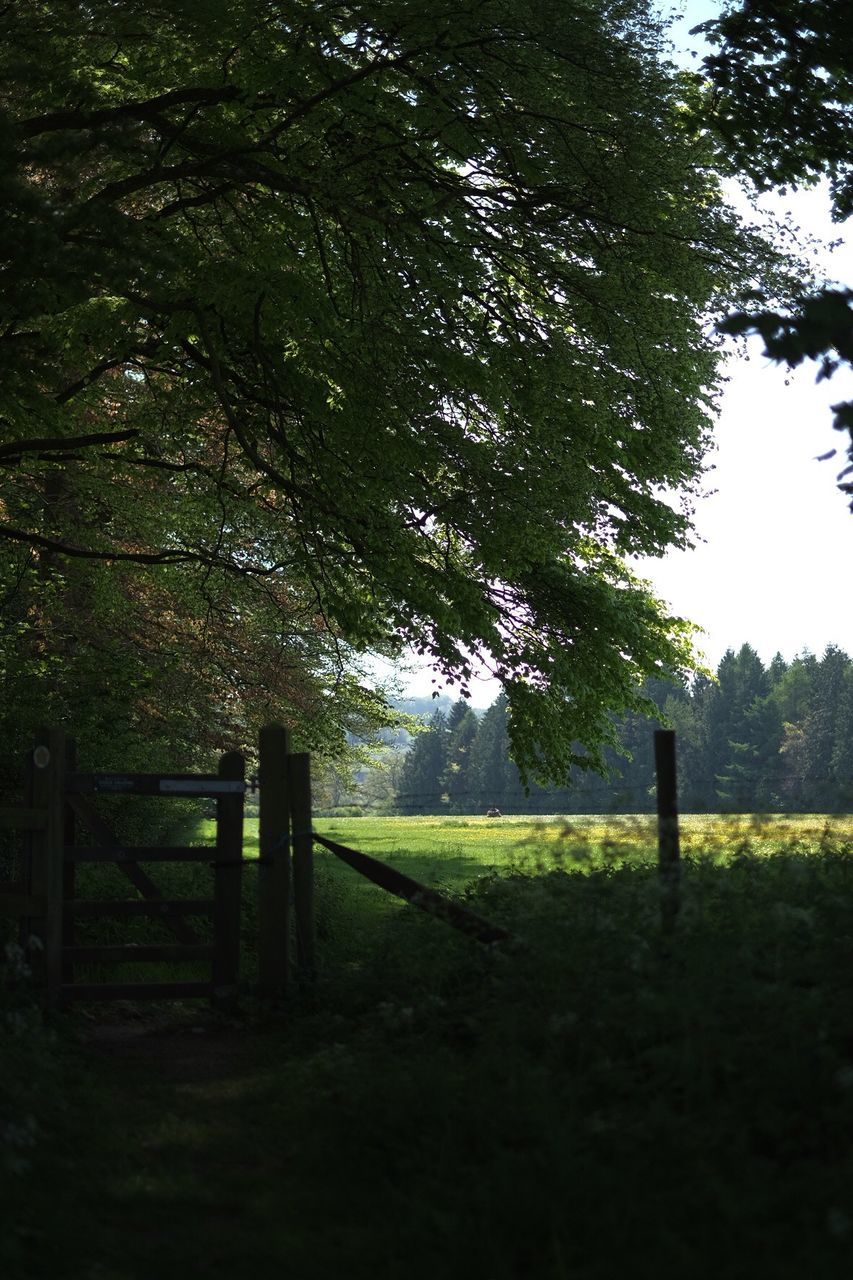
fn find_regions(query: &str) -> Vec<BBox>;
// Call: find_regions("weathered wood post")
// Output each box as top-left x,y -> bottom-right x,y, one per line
289,752 -> 315,979
257,724 -> 291,999
62,737 -> 77,984
27,728 -> 66,1007
654,729 -> 681,934
212,750 -> 244,1012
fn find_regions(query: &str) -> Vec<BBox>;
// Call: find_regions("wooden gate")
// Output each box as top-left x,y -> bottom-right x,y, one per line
253,727 -> 511,1004
1,728 -> 244,1010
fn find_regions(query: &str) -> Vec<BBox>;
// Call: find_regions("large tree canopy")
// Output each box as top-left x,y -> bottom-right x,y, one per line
695,0 -> 853,504
0,0 -> 791,778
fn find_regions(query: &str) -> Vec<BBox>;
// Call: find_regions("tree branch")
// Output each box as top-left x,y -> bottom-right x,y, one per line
55,359 -> 134,405
0,523 -> 289,576
0,429 -> 139,462
0,524 -> 199,564
18,86 -> 244,138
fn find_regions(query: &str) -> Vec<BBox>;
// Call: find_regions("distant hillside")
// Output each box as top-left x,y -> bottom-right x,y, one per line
369,693 -> 459,748
391,693 -> 455,720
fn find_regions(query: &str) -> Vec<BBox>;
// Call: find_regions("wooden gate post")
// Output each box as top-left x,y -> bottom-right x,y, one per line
654,729 -> 681,934
62,737 -> 77,984
27,728 -> 66,1007
212,750 -> 244,1012
289,752 -> 315,980
258,724 -> 291,999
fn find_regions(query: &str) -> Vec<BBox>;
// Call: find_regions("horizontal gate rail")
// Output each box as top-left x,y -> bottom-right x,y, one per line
67,773 -> 246,797
64,845 -> 216,863
61,981 -> 213,1002
64,944 -> 214,965
67,899 -> 213,918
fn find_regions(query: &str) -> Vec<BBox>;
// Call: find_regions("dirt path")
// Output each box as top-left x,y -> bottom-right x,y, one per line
84,1008 -> 263,1084
59,1008 -> 304,1280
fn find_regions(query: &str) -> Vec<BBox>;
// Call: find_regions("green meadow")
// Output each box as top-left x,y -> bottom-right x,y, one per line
4,812 -> 853,1279
310,811 -> 853,872
292,811 -> 853,931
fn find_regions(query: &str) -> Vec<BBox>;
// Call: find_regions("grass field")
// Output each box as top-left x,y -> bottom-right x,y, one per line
245,811 -> 853,950
4,812 -> 853,1278
296,812 -> 853,936
309,811 -> 853,875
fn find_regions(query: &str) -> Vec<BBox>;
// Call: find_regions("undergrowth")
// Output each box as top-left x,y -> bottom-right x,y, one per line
3,819 -> 853,1278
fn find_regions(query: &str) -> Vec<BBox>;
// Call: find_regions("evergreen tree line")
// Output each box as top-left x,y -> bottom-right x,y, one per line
392,645 -> 853,815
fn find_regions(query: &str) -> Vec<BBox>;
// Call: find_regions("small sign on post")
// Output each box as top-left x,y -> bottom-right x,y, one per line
654,729 -> 680,935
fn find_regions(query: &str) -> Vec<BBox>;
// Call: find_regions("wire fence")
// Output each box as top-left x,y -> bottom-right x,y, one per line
324,769 -> 853,816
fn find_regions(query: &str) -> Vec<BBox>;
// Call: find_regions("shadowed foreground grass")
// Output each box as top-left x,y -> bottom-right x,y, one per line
3,817 -> 853,1278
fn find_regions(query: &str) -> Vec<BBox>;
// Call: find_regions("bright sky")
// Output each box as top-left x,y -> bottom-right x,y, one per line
378,0 -> 853,708
636,315 -> 852,673
636,0 -> 853,670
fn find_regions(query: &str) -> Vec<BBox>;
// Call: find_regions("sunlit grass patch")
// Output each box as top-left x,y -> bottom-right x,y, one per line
203,811 -> 853,879
307,812 -> 853,882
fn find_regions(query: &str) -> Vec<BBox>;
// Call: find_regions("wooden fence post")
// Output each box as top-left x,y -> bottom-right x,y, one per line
289,752 -> 315,980
258,724 -> 291,999
28,728 -> 66,1007
212,750 -> 244,1012
654,729 -> 681,934
62,737 -> 77,984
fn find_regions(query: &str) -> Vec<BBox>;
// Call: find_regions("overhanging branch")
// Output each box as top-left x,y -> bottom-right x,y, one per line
18,86 -> 244,138
0,429 -> 139,463
0,524 -> 284,576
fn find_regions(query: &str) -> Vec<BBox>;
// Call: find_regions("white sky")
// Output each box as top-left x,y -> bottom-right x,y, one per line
377,0 -> 853,707
636,0 -> 852,670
